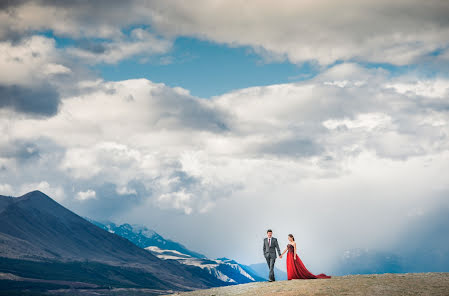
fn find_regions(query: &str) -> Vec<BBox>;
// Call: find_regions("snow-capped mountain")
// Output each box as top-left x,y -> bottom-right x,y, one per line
145,246 -> 263,284
84,218 -> 206,259
87,218 -> 265,284
146,246 -> 265,284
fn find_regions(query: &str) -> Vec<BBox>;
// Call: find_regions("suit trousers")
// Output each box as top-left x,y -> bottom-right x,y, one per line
265,253 -> 276,281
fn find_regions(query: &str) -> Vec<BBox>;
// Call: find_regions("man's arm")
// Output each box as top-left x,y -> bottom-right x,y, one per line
275,239 -> 281,256
263,239 -> 266,256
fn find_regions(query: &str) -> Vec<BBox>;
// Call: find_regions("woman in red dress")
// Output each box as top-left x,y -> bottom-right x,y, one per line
280,234 -> 331,280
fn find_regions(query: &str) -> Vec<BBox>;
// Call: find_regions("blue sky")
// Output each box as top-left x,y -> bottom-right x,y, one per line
42,30 -> 447,99
47,31 -> 320,98
97,37 -> 320,98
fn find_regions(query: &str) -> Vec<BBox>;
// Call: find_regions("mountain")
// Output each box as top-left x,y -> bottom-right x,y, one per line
85,219 -> 206,259
247,262 -> 288,281
147,246 -> 266,284
0,190 -> 229,294
89,219 -> 265,284
215,258 -> 267,282
1,191 -> 166,264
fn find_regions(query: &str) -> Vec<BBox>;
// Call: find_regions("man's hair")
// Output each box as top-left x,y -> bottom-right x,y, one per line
267,229 -> 272,233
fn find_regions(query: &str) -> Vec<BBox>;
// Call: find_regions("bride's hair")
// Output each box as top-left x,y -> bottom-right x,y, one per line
288,234 -> 295,241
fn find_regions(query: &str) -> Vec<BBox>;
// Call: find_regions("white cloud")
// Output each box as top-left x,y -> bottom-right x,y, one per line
144,0 -> 449,66
0,34 -> 94,117
2,62 -> 448,215
157,190 -> 193,215
67,28 -> 172,64
2,1 -> 449,66
42,63 -> 72,75
385,79 -> 449,99
0,35 -> 68,86
0,1 -> 126,39
322,113 -> 392,131
116,185 -> 137,195
1,61 -> 448,265
76,189 -> 96,201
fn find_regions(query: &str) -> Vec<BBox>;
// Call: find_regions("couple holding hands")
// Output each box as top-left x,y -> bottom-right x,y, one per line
263,229 -> 331,281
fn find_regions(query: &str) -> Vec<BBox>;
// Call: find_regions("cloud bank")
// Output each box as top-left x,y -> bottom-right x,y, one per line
1,61 -> 448,267
2,0 -> 449,66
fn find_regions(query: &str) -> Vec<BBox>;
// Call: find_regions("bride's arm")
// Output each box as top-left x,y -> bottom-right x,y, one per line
293,242 -> 297,259
280,247 -> 287,257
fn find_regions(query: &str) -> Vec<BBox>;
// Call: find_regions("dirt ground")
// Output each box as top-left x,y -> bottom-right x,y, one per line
165,272 -> 449,296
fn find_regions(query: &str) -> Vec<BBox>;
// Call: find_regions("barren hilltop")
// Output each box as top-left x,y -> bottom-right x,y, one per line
166,272 -> 449,296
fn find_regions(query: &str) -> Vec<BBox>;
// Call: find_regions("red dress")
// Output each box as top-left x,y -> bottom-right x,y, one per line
286,244 -> 331,280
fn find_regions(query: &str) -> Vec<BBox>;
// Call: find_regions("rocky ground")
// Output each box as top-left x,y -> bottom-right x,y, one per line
165,272 -> 449,296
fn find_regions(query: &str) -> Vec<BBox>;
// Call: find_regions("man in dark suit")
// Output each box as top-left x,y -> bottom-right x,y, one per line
263,229 -> 281,281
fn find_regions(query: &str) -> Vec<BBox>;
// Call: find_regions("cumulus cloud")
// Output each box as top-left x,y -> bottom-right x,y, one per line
0,61 -> 448,267
0,1 -> 174,66
140,0 -> 449,66
0,0 -> 135,39
1,62 -> 448,212
2,1 -> 449,66
75,189 -> 96,201
0,35 -> 67,85
385,79 -> 449,99
66,28 -> 172,64
0,35 -> 81,117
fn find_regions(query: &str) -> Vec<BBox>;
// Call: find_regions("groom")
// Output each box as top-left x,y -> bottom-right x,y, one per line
263,229 -> 281,282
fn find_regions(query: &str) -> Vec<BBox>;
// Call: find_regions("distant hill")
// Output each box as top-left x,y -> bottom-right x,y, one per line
164,272 -> 449,296
0,190 -> 232,294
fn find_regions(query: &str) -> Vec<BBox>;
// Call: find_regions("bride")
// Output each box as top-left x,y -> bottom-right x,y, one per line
279,234 -> 331,280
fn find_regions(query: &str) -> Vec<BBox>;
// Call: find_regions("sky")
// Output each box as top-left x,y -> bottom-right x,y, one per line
1,0 -> 449,273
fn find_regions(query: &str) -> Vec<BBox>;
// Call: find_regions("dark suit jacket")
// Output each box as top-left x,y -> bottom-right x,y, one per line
263,237 -> 281,257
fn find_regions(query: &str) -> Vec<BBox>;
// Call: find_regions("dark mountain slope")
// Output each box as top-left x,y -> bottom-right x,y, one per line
0,190 -> 224,291
0,191 -> 165,263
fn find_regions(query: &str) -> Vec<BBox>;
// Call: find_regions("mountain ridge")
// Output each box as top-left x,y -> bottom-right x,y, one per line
0,190 -> 232,292
85,218 -> 207,259
88,219 -> 266,284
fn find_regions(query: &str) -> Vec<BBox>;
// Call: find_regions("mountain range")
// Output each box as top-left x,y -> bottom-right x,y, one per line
0,190 -> 280,296
84,219 -> 207,259
0,190 -> 236,295
85,219 -> 267,284
3,189 -> 441,295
